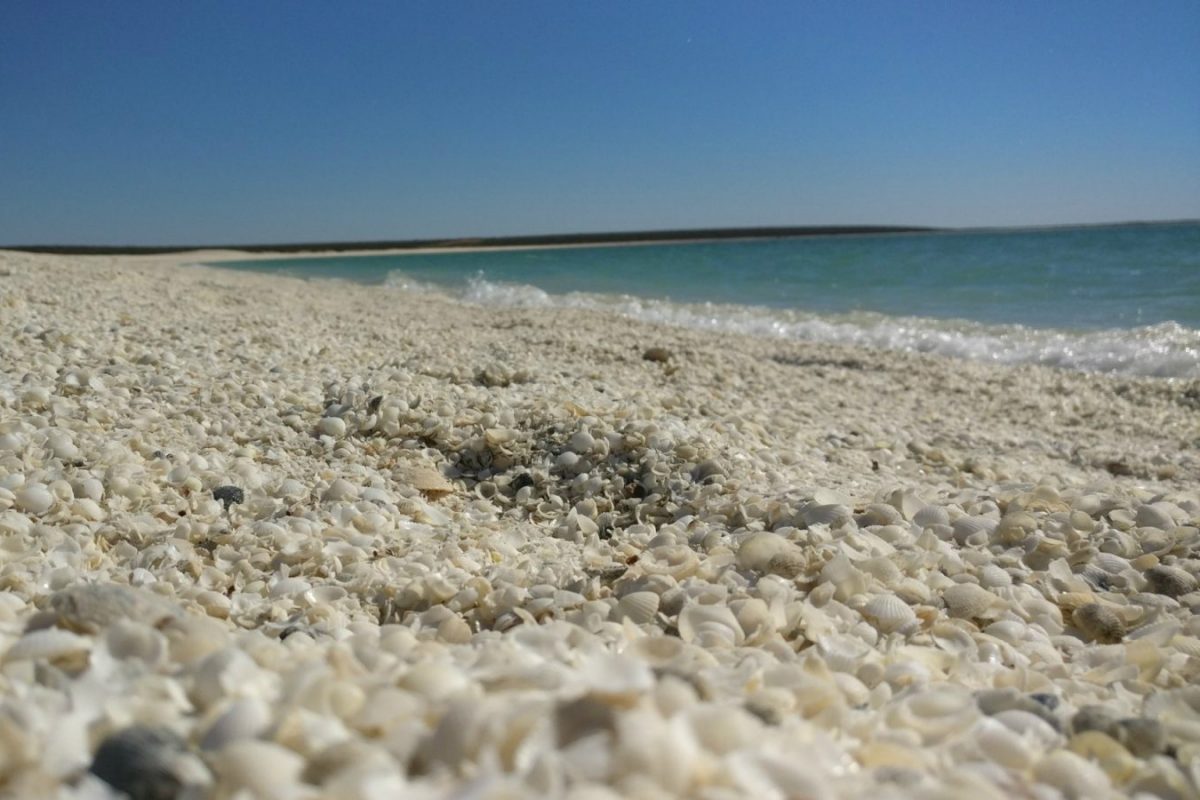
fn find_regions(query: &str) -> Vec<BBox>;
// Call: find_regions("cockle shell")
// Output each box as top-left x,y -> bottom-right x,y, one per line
861,594 -> 918,635
613,592 -> 660,625
1072,603 -> 1125,643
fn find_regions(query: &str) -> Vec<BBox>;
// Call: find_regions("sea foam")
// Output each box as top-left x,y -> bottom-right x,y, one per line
386,270 -> 1200,379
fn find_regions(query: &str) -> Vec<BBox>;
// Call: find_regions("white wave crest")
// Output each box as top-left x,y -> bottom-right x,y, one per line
382,271 -> 1200,379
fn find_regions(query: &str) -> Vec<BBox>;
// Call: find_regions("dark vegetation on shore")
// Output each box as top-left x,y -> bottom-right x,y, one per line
4,226 -> 935,255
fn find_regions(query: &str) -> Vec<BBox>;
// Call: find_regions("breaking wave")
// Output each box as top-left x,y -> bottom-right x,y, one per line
383,270 -> 1200,379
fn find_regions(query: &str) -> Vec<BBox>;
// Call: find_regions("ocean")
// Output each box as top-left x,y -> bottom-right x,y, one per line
213,222 -> 1200,379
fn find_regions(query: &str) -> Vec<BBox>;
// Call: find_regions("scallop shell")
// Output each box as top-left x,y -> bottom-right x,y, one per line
912,505 -> 950,528
861,593 -> 918,635
942,583 -> 1000,620
737,533 -> 805,575
1072,602 -> 1125,643
1144,564 -> 1196,598
614,591 -> 660,625
677,603 -> 744,648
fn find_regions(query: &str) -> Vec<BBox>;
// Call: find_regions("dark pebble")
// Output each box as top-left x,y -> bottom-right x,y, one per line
212,485 -> 244,510
642,347 -> 672,363
1029,692 -> 1060,711
509,472 -> 535,492
90,726 -> 200,800
1115,717 -> 1167,757
1070,704 -> 1121,737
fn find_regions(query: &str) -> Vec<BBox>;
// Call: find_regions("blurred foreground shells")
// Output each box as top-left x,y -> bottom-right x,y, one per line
0,250 -> 1198,799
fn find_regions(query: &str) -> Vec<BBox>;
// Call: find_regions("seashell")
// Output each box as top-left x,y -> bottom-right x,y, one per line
977,564 -> 1012,589
912,505 -> 949,528
399,466 -> 453,499
1144,564 -> 1196,597
859,556 -> 902,587
736,533 -> 806,576
677,603 -> 744,648
1091,552 -> 1130,574
952,515 -> 997,544
91,726 -> 211,800
5,628 -> 92,663
103,620 -> 167,665
14,482 -> 53,514
200,696 -> 272,751
639,545 -> 700,580
210,740 -> 304,797
887,488 -> 926,520
1032,750 -> 1112,800
942,583 -> 1000,620
1072,603 -> 1125,643
816,633 -> 872,673
1135,502 -> 1178,529
613,591 -> 660,625
929,621 -> 976,655
801,503 -> 853,528
49,583 -> 178,634
970,716 -> 1037,770
857,503 -> 902,526
821,554 -> 869,601
886,687 -> 978,745
1114,717 -> 1167,758
861,593 -> 917,635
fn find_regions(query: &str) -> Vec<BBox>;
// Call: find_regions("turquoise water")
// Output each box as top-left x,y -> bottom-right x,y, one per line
213,222 -> 1200,378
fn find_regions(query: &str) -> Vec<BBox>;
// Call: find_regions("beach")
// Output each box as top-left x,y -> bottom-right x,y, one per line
1,249 -> 1199,798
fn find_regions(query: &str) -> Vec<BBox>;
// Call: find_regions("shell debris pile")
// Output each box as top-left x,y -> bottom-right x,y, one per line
1,250 -> 1199,799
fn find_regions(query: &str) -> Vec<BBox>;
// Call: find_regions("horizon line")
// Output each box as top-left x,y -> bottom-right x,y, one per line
4,218 -> 1197,255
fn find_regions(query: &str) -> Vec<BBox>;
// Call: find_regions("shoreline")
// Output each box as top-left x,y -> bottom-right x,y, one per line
1,250 -> 1198,798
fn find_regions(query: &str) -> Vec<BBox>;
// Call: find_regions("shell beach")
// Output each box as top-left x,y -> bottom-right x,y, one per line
1,250 -> 1199,799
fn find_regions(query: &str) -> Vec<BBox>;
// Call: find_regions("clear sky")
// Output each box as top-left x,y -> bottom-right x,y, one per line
1,1 -> 1198,245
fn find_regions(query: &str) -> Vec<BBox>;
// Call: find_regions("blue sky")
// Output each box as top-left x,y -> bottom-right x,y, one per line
1,1 -> 1198,244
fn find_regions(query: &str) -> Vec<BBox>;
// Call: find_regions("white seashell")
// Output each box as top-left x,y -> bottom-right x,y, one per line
859,556 -> 902,586
977,564 -> 1012,588
50,583 -> 178,634
1135,503 -> 1177,530
613,591 -> 660,625
861,593 -> 917,635
1033,750 -> 1112,799
737,533 -> 802,573
952,515 -> 997,544
821,555 -> 869,601
317,416 -> 347,437
942,583 -> 1001,620
816,633 -> 873,673
201,696 -> 272,751
400,466 -> 453,499
971,716 -> 1037,770
5,628 -> 92,662
912,505 -> 950,528
103,620 -> 166,665
677,603 -> 744,648
211,741 -> 304,795
15,482 -> 53,515
321,478 -> 357,502
802,503 -> 853,528
886,687 -> 979,745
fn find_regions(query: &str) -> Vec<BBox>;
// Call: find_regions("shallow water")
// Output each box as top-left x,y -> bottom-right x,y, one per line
215,222 -> 1200,378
